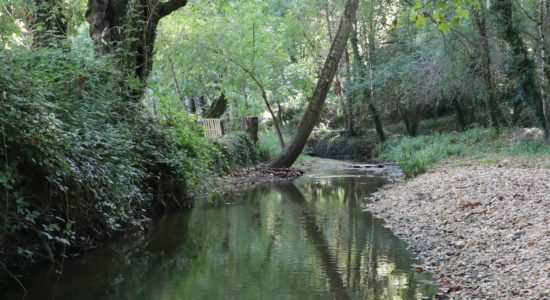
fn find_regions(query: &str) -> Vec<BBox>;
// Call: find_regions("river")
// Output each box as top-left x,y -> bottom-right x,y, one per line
4,170 -> 438,299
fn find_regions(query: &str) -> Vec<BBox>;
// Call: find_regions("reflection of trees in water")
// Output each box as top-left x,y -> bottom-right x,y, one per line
12,176 -> 437,300
277,183 -> 350,300
291,176 -> 435,299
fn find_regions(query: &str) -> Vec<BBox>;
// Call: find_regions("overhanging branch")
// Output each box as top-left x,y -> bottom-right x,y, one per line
157,0 -> 188,20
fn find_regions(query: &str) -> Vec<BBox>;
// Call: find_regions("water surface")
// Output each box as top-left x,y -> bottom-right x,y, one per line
5,171 -> 437,299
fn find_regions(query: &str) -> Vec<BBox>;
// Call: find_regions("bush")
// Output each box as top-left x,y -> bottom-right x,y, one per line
216,132 -> 260,167
165,114 -> 260,189
375,127 -> 550,177
0,48 -> 187,267
307,130 -> 374,160
0,47 -> 264,270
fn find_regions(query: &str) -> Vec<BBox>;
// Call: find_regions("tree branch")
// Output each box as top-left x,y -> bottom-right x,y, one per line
156,0 -> 188,20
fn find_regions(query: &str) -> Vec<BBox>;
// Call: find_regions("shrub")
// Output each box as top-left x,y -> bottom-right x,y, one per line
307,130 -> 374,160
0,48 -> 187,266
216,132 -> 260,167
375,127 -> 550,177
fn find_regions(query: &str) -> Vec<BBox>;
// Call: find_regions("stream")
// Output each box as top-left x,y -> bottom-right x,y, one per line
4,170 -> 438,299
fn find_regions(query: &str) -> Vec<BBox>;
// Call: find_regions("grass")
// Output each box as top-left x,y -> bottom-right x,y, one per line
375,127 -> 550,177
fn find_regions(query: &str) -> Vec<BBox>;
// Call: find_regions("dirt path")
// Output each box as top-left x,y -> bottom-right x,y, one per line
364,161 -> 550,299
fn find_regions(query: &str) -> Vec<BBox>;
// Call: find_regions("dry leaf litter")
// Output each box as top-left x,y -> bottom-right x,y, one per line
365,166 -> 550,299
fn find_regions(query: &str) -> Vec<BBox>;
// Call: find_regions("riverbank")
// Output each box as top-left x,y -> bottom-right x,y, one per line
364,157 -> 550,299
213,157 -> 353,194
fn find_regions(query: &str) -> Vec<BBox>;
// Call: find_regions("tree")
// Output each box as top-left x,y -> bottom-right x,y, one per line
493,0 -> 541,126
268,0 -> 359,168
537,0 -> 550,139
85,0 -> 189,84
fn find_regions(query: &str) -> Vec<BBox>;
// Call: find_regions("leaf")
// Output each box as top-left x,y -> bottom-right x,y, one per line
438,22 -> 451,33
416,15 -> 427,28
451,16 -> 461,27
456,7 -> 470,19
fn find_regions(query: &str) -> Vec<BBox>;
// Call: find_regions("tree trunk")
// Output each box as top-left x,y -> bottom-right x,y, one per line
260,88 -> 286,148
366,15 -> 385,143
350,20 -> 385,141
324,0 -> 349,131
86,0 -> 188,87
227,57 -> 285,148
538,0 -> 550,139
268,0 -> 359,168
196,96 -> 206,115
368,103 -> 385,142
242,116 -> 259,143
343,49 -> 355,135
167,55 -> 186,108
473,9 -> 499,128
397,101 -> 418,137
185,96 -> 196,114
452,98 -> 467,131
493,0 -> 544,129
204,93 -> 228,118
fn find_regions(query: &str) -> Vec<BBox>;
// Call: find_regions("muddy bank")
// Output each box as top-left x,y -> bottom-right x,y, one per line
218,166 -> 304,193
364,163 -> 550,299
216,157 -> 359,193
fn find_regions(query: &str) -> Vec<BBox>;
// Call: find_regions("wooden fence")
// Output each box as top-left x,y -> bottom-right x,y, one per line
201,117 -> 258,140
202,118 -> 224,138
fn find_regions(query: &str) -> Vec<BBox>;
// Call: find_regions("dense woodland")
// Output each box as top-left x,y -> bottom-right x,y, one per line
1,0 -> 550,281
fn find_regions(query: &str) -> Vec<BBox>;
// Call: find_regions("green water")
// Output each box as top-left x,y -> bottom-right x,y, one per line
5,171 -> 438,299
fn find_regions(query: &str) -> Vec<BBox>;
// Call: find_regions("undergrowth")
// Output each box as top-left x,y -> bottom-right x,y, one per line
0,47 -> 259,271
375,128 -> 550,177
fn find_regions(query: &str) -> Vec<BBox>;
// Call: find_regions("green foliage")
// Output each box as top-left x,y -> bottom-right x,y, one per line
308,130 -> 373,160
401,0 -> 477,32
0,46 -> 188,264
151,0 -> 320,125
0,44 -> 262,266
376,128 -> 550,177
216,132 -> 260,167
257,130 -> 284,161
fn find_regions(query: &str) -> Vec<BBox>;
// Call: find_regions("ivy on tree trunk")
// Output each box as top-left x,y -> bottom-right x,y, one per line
85,0 -> 188,84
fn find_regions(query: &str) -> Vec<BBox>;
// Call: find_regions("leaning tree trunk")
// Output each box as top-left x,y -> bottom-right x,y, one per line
86,0 -> 188,88
268,0 -> 359,168
204,93 -> 228,118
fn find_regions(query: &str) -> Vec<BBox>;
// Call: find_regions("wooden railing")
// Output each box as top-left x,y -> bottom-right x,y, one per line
202,118 -> 224,138
201,117 -> 258,141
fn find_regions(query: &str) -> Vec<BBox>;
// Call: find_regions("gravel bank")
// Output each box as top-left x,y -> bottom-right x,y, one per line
364,165 -> 550,299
